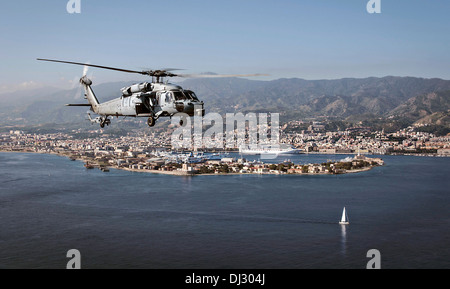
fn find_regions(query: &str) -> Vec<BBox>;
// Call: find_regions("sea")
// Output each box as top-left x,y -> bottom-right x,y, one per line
0,152 -> 449,269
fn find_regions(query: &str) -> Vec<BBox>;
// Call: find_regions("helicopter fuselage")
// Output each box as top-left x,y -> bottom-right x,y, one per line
80,76 -> 204,127
97,83 -> 204,116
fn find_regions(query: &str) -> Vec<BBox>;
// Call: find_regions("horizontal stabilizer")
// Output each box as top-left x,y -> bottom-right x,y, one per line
66,104 -> 92,107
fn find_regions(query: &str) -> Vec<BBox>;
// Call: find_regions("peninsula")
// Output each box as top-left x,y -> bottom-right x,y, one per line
0,130 -> 384,176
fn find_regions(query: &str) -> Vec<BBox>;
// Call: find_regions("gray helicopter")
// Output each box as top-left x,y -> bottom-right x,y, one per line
37,58 -> 266,128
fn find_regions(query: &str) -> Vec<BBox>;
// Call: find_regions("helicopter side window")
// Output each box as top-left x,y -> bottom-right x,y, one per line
173,91 -> 185,101
165,92 -> 173,103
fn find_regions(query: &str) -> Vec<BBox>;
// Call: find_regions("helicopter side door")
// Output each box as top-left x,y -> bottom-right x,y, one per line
158,91 -> 177,115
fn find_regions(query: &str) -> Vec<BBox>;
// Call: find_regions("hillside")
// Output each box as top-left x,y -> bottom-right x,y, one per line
181,76 -> 450,118
1,76 -> 449,132
390,90 -> 450,120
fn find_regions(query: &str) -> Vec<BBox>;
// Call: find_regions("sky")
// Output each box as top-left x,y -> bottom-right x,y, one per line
1,0 -> 450,92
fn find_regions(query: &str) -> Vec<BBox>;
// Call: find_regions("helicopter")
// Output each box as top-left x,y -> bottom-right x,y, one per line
37,58 -> 267,128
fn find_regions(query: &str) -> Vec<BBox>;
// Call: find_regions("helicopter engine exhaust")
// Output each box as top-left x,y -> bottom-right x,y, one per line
121,82 -> 152,96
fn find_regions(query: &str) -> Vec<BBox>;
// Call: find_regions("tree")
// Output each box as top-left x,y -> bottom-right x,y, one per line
199,165 -> 213,174
219,164 -> 229,173
269,164 -> 277,170
277,164 -> 286,172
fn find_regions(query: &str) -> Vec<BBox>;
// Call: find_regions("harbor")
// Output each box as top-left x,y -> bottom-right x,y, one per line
5,129 -> 444,176
113,151 -> 384,176
1,151 -> 448,269
1,146 -> 383,176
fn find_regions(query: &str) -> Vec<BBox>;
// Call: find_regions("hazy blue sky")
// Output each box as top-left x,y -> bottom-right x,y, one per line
1,0 -> 450,92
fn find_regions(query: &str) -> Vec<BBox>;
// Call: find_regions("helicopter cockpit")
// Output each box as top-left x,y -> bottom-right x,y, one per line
164,90 -> 199,101
171,91 -> 185,101
183,90 -> 199,101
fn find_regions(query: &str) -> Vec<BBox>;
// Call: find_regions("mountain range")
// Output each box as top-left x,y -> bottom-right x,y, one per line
1,76 -> 449,132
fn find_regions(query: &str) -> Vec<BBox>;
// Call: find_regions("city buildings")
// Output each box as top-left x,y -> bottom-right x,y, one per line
2,124 -> 447,175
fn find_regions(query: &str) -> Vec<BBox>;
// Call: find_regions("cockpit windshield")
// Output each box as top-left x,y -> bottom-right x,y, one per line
184,90 -> 199,101
170,91 -> 185,101
168,90 -> 199,101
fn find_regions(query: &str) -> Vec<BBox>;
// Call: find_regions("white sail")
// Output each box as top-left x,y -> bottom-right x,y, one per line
339,207 -> 349,225
340,207 -> 346,222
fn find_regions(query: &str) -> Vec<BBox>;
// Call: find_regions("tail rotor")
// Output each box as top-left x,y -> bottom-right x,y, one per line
73,63 -> 91,100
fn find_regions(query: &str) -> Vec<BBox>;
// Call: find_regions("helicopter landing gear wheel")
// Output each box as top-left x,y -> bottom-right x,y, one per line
99,116 -> 110,128
147,115 -> 155,127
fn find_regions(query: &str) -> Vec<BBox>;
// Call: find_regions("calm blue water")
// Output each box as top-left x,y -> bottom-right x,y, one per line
0,152 -> 449,269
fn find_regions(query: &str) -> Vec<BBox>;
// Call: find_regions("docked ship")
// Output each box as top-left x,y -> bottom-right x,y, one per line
238,144 -> 298,155
165,151 -> 207,164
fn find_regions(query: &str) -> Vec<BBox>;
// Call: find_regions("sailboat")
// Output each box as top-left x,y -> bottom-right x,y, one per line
339,207 -> 349,225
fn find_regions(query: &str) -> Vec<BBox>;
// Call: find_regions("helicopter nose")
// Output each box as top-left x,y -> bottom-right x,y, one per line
175,102 -> 185,112
181,103 -> 191,114
183,102 -> 204,116
195,103 -> 205,116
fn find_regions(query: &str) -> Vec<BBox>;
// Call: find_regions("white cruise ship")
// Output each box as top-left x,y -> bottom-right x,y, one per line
239,144 -> 298,155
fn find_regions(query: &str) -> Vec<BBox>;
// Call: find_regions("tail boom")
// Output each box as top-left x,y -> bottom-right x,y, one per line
80,76 -> 100,112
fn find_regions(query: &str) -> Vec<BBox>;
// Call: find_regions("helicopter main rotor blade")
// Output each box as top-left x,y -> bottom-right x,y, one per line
177,73 -> 269,78
37,58 -> 269,79
160,68 -> 185,72
37,58 -> 147,75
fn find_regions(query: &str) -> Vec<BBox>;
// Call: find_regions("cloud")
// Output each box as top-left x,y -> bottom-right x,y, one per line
0,81 -> 48,94
0,77 -> 86,94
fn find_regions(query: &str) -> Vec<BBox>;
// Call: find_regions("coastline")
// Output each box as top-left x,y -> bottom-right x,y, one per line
1,149 -> 381,176
120,166 -> 374,176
